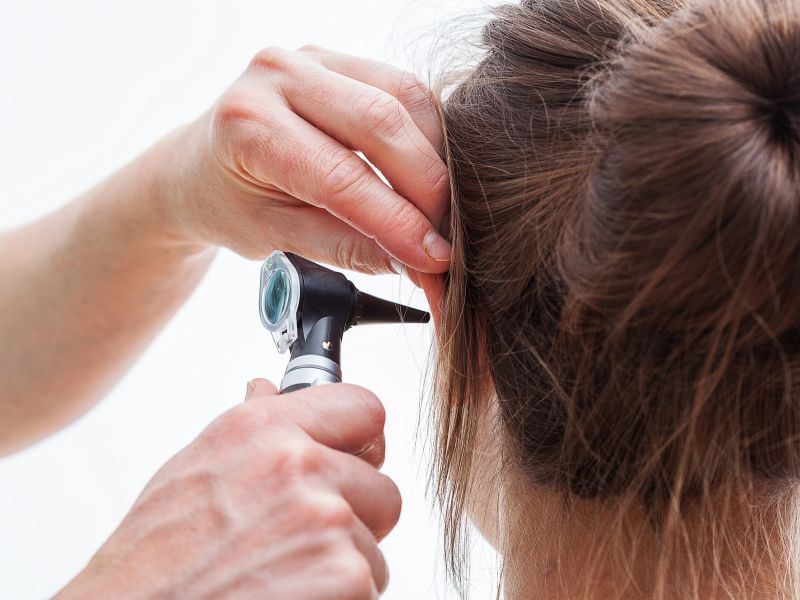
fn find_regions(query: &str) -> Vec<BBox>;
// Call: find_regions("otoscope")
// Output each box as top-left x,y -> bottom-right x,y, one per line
259,251 -> 430,393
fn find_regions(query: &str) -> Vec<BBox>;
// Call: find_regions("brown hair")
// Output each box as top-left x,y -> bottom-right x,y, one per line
432,0 -> 800,597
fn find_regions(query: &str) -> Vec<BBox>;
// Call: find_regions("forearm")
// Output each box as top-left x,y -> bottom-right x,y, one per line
0,127 -> 216,455
0,45 -> 453,456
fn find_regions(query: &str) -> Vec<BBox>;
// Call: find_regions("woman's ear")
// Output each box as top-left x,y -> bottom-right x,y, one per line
407,270 -> 446,327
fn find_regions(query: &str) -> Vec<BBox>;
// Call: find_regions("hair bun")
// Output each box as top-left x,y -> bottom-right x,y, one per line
565,0 -> 800,345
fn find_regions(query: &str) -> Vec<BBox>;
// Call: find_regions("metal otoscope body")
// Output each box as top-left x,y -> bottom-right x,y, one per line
259,251 -> 430,393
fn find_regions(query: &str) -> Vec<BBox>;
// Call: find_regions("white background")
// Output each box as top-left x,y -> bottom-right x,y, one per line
0,1 -> 499,598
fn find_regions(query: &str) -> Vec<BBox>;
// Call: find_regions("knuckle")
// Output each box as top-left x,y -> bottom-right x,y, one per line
303,494 -> 354,530
249,46 -> 291,71
271,438 -> 326,481
296,43 -> 324,55
318,147 -> 371,204
357,91 -> 406,142
212,89 -> 263,131
356,434 -> 386,468
332,236 -> 381,274
333,236 -> 359,271
373,200 -> 421,242
345,385 -> 386,429
395,72 -> 432,113
211,97 -> 272,170
424,160 -> 451,199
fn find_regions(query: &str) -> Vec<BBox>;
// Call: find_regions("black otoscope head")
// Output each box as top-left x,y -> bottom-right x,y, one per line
259,251 -> 430,393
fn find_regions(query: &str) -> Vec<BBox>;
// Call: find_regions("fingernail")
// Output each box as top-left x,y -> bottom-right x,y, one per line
423,230 -> 451,262
389,258 -> 404,275
245,380 -> 257,401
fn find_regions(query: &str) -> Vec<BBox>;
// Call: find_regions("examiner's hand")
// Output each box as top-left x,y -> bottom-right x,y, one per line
58,380 -> 400,599
165,45 -> 450,274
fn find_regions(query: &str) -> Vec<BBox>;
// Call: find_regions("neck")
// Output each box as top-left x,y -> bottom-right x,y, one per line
501,478 -> 796,600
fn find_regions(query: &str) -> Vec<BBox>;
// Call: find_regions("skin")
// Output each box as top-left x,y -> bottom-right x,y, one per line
0,46 -> 449,598
0,45 -> 449,456
3,35 -> 786,597
416,276 -> 791,600
58,381 -> 400,599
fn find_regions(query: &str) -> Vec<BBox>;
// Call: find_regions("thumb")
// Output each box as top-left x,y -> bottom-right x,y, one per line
244,378 -> 279,401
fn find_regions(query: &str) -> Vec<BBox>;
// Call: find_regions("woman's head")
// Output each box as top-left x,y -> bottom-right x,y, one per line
428,0 -> 800,596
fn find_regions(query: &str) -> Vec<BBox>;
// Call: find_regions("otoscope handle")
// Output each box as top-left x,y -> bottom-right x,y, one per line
279,355 -> 342,393
279,317 -> 344,394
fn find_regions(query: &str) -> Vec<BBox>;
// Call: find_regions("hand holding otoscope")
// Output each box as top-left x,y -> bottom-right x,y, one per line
63,253 -> 430,599
44,44 -> 448,600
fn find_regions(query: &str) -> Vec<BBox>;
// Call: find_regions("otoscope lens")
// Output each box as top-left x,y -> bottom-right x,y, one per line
264,268 -> 290,326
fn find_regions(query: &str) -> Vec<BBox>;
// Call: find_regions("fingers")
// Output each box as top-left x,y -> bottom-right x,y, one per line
330,447 -> 402,541
297,45 -> 444,153
245,378 -> 278,400
283,59 -> 449,231
259,204 -> 394,275
247,382 -> 387,468
245,381 -> 400,538
218,47 -> 451,272
349,514 -> 390,593
248,106 -> 450,272
237,379 -> 398,596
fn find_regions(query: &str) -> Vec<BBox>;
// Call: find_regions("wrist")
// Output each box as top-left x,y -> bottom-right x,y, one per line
137,121 -> 214,253
146,112 -> 239,254
67,124 -> 219,272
